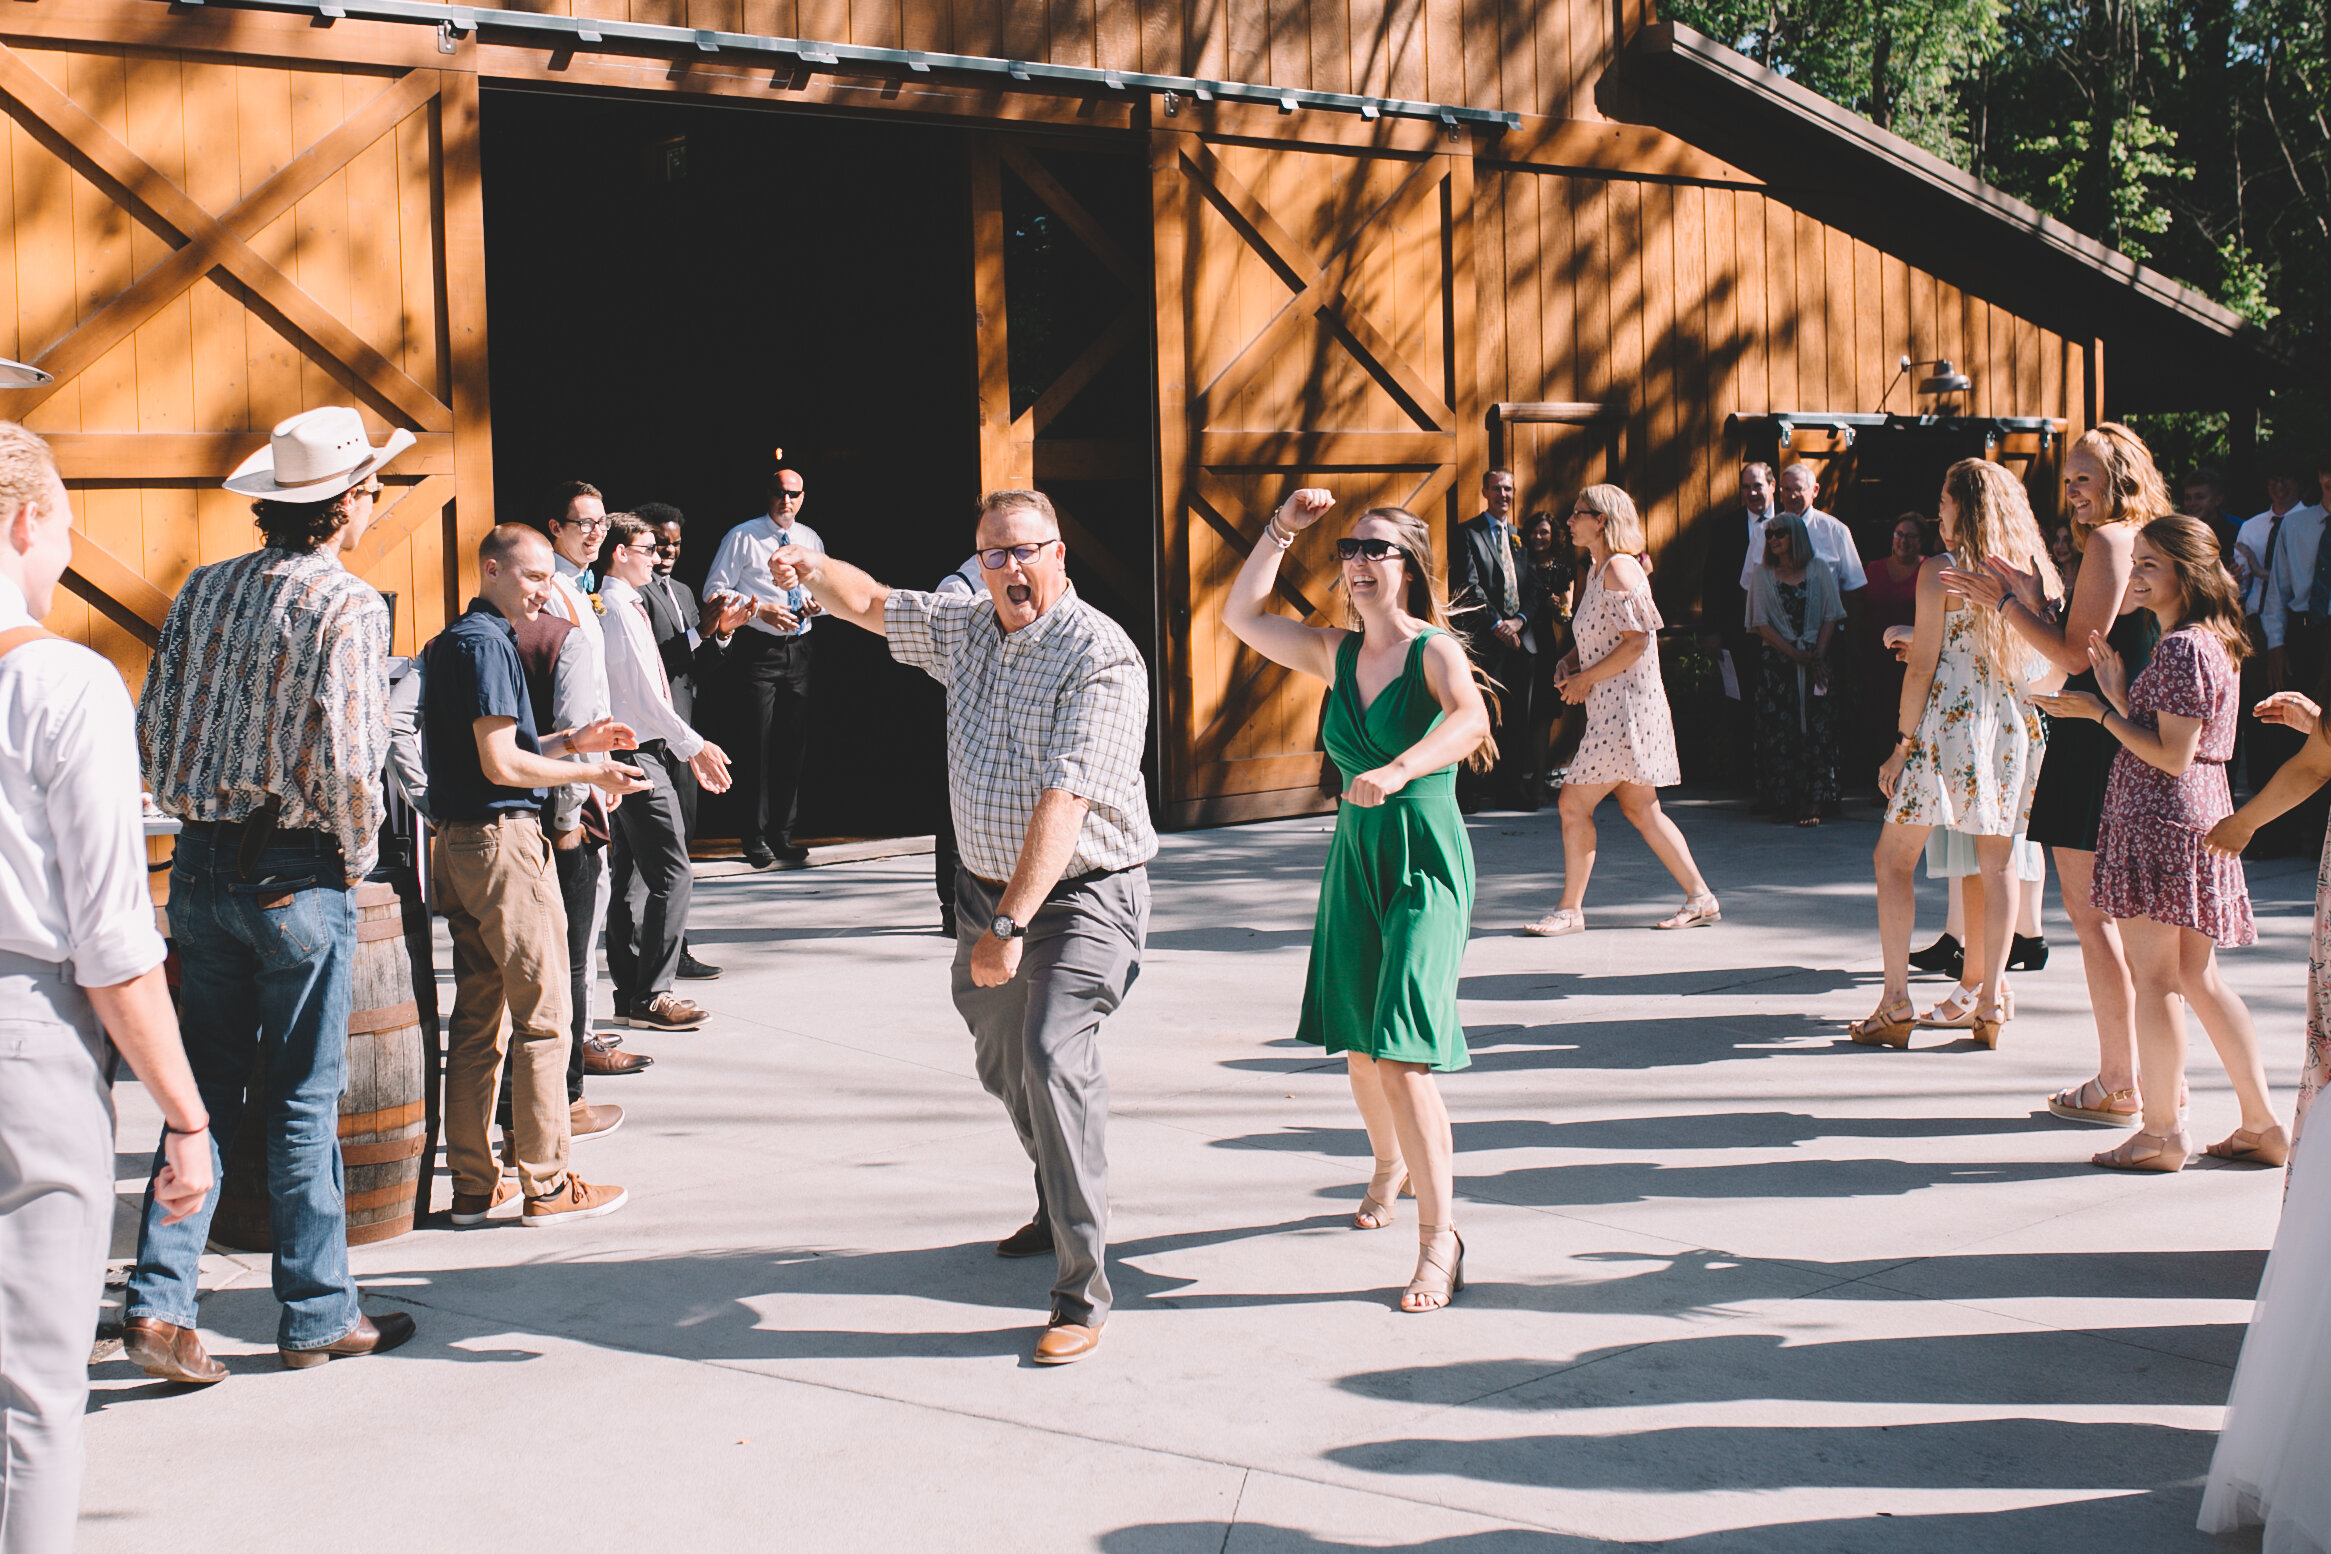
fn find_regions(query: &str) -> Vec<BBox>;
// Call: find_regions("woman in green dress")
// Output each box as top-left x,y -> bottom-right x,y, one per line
1223,488 -> 1496,1313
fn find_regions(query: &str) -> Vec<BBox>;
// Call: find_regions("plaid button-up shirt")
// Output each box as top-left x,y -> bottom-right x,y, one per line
886,584 -> 1155,884
139,548 -> 390,883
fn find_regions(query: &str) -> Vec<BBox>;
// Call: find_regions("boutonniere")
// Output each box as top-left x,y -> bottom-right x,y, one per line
588,593 -> 605,615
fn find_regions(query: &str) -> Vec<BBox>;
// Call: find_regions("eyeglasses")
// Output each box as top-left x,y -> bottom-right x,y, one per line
1335,538 -> 1409,562
978,539 -> 1061,569
555,515 -> 608,534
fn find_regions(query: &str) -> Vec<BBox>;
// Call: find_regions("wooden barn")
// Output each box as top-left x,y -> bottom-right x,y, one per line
0,0 -> 2271,830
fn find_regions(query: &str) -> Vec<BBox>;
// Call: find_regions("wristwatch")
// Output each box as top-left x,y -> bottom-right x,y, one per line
990,914 -> 1027,942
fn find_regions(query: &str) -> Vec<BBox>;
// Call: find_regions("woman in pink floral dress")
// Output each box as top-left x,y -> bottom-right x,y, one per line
2036,513 -> 2283,1172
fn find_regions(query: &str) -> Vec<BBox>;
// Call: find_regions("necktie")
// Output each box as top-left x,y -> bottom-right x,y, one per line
1492,520 -> 1520,618
775,528 -> 807,625
634,599 -> 672,706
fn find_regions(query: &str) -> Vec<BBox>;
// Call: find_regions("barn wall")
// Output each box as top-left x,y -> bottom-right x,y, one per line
1473,164 -> 2087,619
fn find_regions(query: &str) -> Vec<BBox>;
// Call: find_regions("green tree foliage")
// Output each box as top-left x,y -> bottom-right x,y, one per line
1664,0 -> 2329,461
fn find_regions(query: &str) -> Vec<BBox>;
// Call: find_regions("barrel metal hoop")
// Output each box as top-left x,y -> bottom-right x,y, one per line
347,999 -> 420,1035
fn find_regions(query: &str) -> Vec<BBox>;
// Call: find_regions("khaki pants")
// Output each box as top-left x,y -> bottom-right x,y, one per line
432,812 -> 572,1198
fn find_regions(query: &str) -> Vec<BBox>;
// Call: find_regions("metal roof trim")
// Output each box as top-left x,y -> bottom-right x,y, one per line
170,0 -> 1521,129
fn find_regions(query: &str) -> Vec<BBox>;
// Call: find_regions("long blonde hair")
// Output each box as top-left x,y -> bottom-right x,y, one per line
1574,484 -> 1645,555
1340,505 -> 1497,773
2069,422 -> 2173,549
1944,458 -> 2061,676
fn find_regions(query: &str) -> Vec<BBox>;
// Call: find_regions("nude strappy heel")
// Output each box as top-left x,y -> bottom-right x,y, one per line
1401,1225 -> 1465,1312
1353,1159 -> 1413,1230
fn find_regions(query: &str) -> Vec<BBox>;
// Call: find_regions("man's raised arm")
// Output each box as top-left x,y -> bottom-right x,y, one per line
774,544 -> 889,634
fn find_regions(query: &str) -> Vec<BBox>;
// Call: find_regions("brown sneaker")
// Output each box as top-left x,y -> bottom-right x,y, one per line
123,1316 -> 228,1384
629,992 -> 707,1032
571,1099 -> 623,1141
449,1179 -> 519,1226
522,1173 -> 629,1226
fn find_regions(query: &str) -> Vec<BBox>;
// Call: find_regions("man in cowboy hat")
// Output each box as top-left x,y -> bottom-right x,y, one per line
128,406 -> 421,1378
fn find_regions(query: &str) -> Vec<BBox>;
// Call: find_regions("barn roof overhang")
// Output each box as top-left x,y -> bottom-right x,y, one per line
145,0 -> 1521,133
1621,22 -> 2286,411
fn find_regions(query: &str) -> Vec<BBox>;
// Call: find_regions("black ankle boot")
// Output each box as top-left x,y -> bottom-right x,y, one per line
2008,933 -> 2050,971
1908,933 -> 1963,976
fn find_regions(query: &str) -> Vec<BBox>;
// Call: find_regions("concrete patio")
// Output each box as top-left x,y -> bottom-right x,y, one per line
84,794 -> 2303,1552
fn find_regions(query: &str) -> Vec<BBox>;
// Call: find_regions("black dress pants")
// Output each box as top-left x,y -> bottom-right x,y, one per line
729,630 -> 814,848
608,744 -> 692,1003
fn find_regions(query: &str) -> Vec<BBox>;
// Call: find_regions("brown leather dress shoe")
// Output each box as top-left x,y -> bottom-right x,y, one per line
123,1316 -> 227,1384
584,1035 -> 653,1075
281,1311 -> 417,1369
1032,1319 -> 1102,1365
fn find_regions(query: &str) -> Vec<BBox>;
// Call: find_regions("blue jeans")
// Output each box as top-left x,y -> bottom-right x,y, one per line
126,829 -> 363,1350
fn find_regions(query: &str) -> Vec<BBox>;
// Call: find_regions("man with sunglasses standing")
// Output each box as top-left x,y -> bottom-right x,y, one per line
705,467 -> 824,869
772,490 -> 1154,1367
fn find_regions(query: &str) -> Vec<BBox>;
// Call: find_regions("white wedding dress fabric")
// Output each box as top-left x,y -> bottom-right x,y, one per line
2200,1117 -> 2331,1552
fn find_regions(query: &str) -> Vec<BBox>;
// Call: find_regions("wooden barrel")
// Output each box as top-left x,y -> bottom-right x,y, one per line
209,882 -> 428,1251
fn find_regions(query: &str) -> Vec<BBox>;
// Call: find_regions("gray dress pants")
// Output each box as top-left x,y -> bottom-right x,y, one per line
607,744 -> 692,1003
950,867 -> 1147,1328
0,952 -> 114,1554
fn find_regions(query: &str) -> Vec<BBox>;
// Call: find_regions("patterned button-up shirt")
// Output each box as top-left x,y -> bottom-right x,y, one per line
885,583 -> 1155,884
139,547 -> 390,883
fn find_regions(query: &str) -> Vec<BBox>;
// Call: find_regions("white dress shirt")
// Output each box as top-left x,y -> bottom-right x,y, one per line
2261,504 -> 2329,648
597,577 -> 704,759
1741,508 -> 1868,593
0,572 -> 167,987
703,516 -> 826,638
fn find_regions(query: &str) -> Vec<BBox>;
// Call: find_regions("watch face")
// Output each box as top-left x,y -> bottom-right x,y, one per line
992,915 -> 1014,939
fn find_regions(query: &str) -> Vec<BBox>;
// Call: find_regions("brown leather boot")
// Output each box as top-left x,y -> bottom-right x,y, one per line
280,1311 -> 417,1369
123,1317 -> 228,1384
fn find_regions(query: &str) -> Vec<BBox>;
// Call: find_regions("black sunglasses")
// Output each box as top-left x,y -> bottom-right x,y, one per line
1335,537 -> 1410,562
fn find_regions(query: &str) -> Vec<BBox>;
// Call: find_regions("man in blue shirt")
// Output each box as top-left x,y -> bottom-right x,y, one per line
423,524 -> 646,1227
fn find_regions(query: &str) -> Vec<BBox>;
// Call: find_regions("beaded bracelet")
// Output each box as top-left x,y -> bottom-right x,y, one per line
1263,517 -> 1295,551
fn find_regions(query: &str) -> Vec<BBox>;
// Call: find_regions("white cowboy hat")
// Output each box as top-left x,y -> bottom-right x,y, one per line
224,407 -> 415,501
0,356 -> 53,388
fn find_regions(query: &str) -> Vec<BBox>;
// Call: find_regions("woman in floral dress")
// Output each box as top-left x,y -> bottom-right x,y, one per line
2037,513 -> 2281,1172
1523,485 -> 1719,937
1852,460 -> 2058,1049
1747,511 -> 1847,825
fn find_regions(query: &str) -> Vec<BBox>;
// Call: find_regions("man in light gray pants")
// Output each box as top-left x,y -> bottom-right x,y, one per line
776,488 -> 1155,1366
0,418 -> 212,1549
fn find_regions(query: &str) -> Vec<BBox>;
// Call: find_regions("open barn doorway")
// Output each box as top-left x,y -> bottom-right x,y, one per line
478,90 -> 984,845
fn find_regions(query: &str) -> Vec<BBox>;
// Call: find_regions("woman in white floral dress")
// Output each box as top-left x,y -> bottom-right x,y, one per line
1851,460 -> 2059,1048
1523,485 -> 1718,937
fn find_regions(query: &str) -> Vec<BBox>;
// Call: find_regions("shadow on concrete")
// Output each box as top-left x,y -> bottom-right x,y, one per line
1457,967 -> 1858,1001
1215,1113 -> 2067,1160
1217,1014 -> 1850,1076
1460,1155 -> 2094,1208
1148,926 -> 1316,951
1338,1325 -> 2243,1411
1324,1417 -> 2212,1492
1099,1491 -> 2233,1551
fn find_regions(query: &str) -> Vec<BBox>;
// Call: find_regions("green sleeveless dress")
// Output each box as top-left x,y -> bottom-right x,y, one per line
1296,628 -> 1476,1072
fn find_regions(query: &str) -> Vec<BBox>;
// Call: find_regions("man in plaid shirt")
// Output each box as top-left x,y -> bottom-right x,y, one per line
776,489 -> 1154,1367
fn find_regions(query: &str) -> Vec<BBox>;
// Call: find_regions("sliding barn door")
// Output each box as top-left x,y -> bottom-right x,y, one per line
1152,130 -> 1480,827
0,47 -> 493,679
